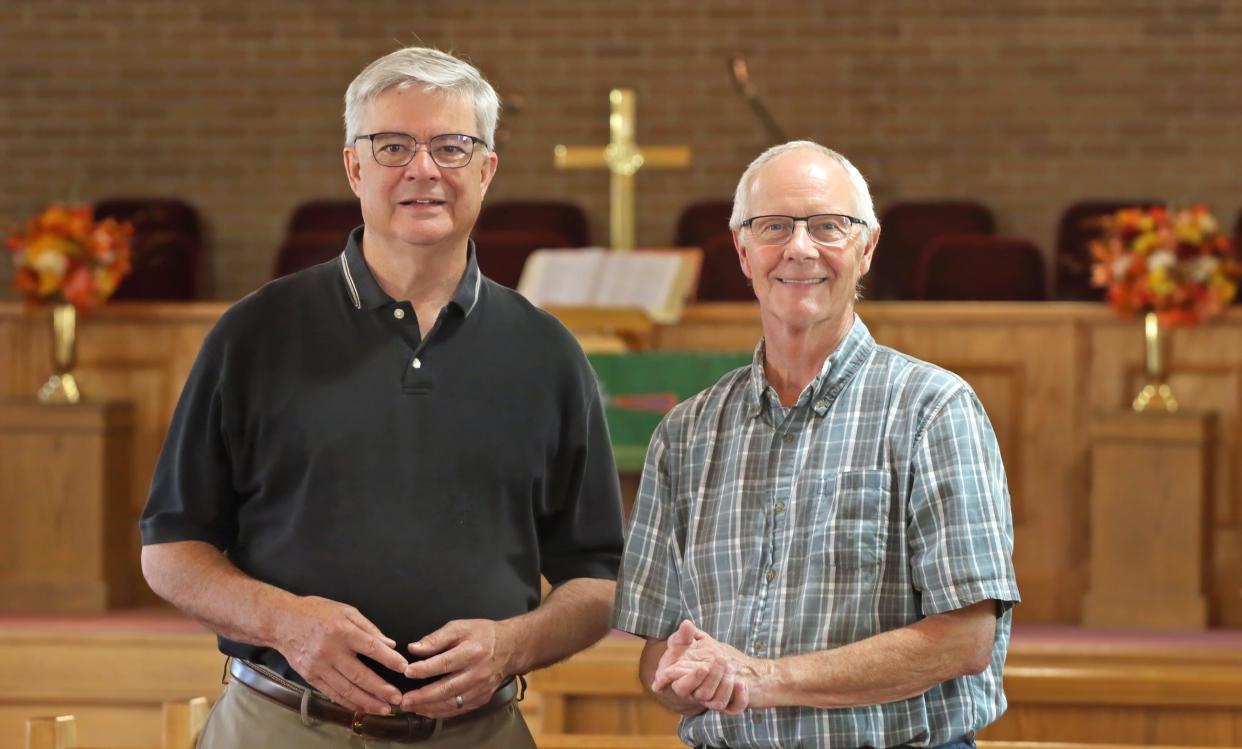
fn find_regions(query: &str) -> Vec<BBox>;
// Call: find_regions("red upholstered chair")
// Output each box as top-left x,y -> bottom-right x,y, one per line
868,201 -> 995,300
1234,209 -> 1242,304
674,201 -> 733,249
273,232 -> 351,278
696,231 -> 752,302
477,201 -> 589,248
272,201 -> 362,278
912,234 -> 1047,301
94,198 -> 204,299
286,200 -> 363,238
1054,199 -> 1161,301
473,228 -> 576,289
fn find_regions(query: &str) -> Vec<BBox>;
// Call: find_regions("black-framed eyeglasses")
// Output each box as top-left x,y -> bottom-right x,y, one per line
354,132 -> 488,169
741,213 -> 867,246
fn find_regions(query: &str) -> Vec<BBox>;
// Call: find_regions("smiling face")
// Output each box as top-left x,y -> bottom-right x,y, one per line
733,150 -> 879,341
343,85 -> 497,258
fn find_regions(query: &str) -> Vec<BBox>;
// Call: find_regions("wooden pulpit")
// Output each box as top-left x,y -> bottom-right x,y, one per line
0,399 -> 137,612
1082,411 -> 1215,629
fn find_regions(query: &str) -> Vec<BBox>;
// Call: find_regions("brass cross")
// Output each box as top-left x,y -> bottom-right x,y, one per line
554,89 -> 691,250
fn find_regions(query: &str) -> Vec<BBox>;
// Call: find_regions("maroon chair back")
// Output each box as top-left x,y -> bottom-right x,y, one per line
869,201 -> 995,300
273,232 -> 351,278
675,201 -> 733,249
94,198 -> 203,300
286,200 -> 363,238
912,234 -> 1047,301
477,201 -> 589,248
272,201 -> 361,279
1230,209 -> 1242,305
696,232 -> 752,302
1054,199 -> 1160,301
473,228 -> 576,289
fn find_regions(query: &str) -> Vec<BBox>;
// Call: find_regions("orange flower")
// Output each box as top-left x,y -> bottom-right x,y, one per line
62,267 -> 97,309
93,268 -> 120,299
14,268 -> 39,296
5,203 -> 134,310
1091,205 -> 1242,326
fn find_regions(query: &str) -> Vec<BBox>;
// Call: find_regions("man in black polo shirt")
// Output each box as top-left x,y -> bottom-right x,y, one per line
139,46 -> 623,748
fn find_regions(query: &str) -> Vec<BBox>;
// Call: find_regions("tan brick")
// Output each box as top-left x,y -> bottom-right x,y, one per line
0,0 -> 1240,299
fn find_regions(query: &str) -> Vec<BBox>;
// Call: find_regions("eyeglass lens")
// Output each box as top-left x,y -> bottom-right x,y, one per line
370,133 -> 476,168
749,215 -> 854,244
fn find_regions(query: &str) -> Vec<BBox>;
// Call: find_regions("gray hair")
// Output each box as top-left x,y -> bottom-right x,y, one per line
728,140 -> 878,233
343,47 -> 501,147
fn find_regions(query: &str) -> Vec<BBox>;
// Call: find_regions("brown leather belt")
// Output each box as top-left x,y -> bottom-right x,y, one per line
228,657 -> 518,742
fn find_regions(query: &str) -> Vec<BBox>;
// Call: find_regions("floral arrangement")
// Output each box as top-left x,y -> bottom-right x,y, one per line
1090,204 -> 1242,326
6,204 -> 133,310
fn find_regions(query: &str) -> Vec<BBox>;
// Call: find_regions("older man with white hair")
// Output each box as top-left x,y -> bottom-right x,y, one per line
139,47 -> 623,748
612,141 -> 1020,749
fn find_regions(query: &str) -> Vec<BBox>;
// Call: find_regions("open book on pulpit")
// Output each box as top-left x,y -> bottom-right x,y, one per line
516,247 -> 702,325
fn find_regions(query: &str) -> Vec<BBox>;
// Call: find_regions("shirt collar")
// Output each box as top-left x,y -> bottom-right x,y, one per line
338,226 -> 483,317
746,314 -> 876,419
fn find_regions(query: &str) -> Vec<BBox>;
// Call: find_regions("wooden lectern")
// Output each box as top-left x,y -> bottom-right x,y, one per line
1082,411 -> 1215,629
0,399 -> 136,611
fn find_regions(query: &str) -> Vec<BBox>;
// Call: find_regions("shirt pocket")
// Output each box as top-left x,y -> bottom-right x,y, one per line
817,469 -> 891,570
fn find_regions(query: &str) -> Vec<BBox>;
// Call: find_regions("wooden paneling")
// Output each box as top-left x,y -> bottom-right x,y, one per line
1087,316 -> 1242,627
0,305 -> 218,608
0,402 -> 136,611
1083,413 -> 1214,629
4,302 -> 1242,624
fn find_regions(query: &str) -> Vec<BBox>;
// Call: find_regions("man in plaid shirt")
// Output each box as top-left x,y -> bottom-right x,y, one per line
612,141 -> 1020,749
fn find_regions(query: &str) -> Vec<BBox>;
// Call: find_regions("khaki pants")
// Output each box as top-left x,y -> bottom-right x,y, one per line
197,679 -> 537,749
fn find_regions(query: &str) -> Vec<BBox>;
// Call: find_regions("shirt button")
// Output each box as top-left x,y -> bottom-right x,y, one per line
752,713 -> 764,724
411,357 -> 421,369
815,399 -> 828,409
753,639 -> 766,651
393,308 -> 405,320
782,433 -> 794,444
766,568 -> 776,583
774,501 -> 786,514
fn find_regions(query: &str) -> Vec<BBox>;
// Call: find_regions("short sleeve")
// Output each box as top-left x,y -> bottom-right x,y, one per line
908,389 -> 1020,615
610,419 -> 683,640
139,326 -> 244,550
537,366 -> 625,585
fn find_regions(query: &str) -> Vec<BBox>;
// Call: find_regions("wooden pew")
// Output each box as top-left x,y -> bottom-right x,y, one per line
24,698 -> 207,749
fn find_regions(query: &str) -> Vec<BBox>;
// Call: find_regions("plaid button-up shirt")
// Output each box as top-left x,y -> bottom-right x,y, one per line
612,315 -> 1019,749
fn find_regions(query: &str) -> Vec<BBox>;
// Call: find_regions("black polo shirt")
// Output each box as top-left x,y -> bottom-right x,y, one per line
140,227 -> 624,691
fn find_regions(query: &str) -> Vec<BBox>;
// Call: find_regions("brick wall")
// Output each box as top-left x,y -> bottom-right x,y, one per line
2,0 -> 1240,299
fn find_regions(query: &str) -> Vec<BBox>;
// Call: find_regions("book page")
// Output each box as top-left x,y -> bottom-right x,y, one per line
517,248 -> 700,323
593,252 -> 683,313
517,248 -> 607,307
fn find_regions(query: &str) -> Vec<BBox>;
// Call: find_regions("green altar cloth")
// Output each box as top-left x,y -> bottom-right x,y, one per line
588,352 -> 752,472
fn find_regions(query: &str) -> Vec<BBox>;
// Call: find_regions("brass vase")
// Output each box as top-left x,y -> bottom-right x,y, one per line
1131,311 -> 1178,413
37,303 -> 81,404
